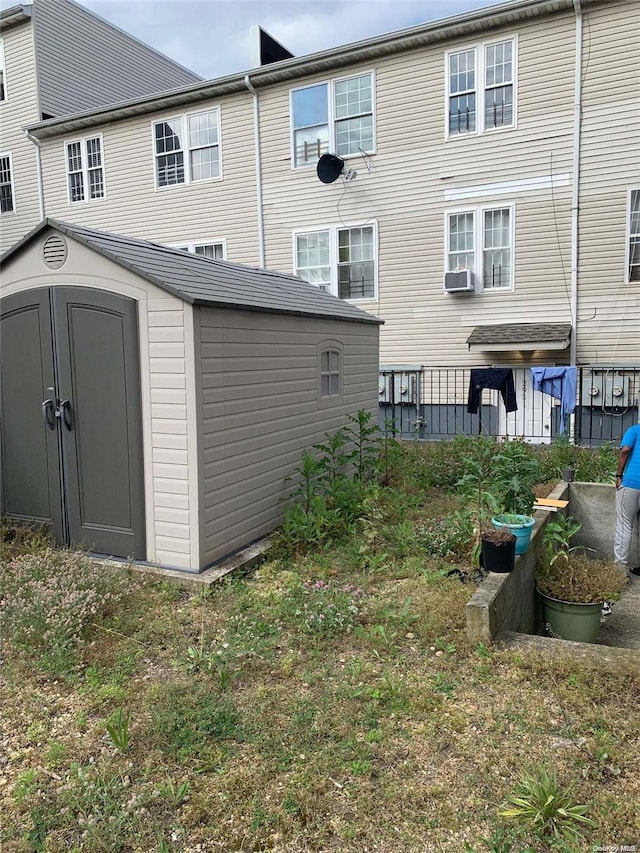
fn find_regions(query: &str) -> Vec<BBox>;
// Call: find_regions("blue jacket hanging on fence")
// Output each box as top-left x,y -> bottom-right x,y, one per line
467,368 -> 518,414
530,366 -> 577,434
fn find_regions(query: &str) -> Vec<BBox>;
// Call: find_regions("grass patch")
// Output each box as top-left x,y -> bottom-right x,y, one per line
0,439 -> 636,851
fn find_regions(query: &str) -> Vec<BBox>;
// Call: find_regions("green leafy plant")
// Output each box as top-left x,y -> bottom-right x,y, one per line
455,436 -> 504,566
345,408 -> 381,481
280,412 -> 383,555
499,765 -> 595,844
541,514 -> 585,565
106,707 -> 131,752
494,439 -> 541,516
157,777 -> 190,806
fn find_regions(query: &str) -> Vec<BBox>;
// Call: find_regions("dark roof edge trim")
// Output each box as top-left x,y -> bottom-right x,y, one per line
24,0 -> 596,140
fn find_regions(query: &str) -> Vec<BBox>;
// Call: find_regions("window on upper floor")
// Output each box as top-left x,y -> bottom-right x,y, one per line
446,37 -> 516,138
154,108 -> 221,188
291,72 -> 374,168
446,204 -> 514,290
0,153 -> 15,213
294,223 -> 377,300
175,241 -> 226,260
66,136 -> 105,203
0,39 -> 6,102
627,189 -> 640,283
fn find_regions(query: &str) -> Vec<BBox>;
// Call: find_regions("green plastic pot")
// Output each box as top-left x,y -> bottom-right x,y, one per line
539,591 -> 603,643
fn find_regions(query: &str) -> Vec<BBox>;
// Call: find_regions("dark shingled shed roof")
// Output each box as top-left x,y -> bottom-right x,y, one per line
1,219 -> 383,326
466,323 -> 572,350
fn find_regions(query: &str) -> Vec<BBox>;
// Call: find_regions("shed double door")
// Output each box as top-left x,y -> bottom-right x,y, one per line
1,287 -> 145,559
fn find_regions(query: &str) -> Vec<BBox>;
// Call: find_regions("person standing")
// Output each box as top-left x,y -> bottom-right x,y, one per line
614,423 -> 640,577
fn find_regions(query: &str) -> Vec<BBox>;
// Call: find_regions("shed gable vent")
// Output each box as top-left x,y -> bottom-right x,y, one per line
42,234 -> 68,269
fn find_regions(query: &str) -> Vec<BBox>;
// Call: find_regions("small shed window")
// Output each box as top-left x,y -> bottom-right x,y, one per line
320,346 -> 341,399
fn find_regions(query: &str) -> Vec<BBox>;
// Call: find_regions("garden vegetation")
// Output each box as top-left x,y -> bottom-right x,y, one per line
0,421 -> 637,852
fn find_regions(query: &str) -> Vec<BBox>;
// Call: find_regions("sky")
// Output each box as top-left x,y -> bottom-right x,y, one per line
67,0 -> 499,81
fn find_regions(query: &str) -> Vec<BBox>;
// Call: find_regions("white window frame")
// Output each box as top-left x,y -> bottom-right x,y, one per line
626,187 -> 640,283
289,70 -> 376,170
0,152 -> 16,214
0,39 -> 6,103
444,203 -> 515,292
293,221 -> 379,302
445,35 -> 517,140
171,239 -> 227,260
152,107 -> 222,190
65,135 -> 106,204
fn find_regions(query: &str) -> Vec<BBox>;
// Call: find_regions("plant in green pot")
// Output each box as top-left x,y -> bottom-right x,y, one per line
491,439 -> 541,554
535,515 -> 628,643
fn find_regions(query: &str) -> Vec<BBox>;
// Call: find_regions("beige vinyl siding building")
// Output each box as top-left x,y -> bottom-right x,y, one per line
258,9 -> 579,367
31,0 -> 200,118
0,12 -> 41,250
0,0 -> 200,253
12,0 -> 640,374
36,92 -> 261,264
572,0 -> 640,365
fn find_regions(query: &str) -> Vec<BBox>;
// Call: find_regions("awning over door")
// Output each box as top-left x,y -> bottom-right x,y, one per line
466,323 -> 572,352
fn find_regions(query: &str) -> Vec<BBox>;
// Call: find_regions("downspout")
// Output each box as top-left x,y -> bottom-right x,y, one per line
25,129 -> 45,221
570,0 -> 583,367
244,74 -> 266,268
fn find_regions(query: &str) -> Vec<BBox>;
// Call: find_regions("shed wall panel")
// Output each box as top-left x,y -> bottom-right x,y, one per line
196,307 -> 379,565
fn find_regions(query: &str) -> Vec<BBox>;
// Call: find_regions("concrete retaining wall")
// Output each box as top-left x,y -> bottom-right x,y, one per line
568,482 -> 639,565
466,483 -> 569,644
466,480 -> 638,644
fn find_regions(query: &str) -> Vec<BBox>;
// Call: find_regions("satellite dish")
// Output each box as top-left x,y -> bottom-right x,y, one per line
317,153 -> 345,184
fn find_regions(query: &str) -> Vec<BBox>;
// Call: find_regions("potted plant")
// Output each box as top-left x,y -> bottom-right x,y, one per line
535,515 -> 628,643
455,436 -> 504,568
491,439 -> 541,554
481,527 -> 517,573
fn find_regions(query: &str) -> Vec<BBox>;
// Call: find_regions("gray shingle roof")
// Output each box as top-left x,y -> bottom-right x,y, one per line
1,220 -> 382,326
466,323 -> 572,346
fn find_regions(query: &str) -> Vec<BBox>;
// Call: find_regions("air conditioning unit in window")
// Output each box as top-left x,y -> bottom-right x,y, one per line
444,270 -> 475,293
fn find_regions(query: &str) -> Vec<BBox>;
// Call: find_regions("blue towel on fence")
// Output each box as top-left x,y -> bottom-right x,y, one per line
530,366 -> 577,434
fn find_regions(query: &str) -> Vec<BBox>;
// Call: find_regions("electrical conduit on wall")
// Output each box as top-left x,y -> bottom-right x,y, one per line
570,0 -> 583,367
244,75 -> 266,268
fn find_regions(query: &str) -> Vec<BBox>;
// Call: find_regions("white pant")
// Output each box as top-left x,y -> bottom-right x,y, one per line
614,486 -> 640,567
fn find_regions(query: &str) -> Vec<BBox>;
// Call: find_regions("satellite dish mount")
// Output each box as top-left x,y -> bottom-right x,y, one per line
316,153 -> 357,184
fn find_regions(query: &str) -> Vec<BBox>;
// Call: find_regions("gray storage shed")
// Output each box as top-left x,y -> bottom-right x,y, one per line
0,220 -> 382,572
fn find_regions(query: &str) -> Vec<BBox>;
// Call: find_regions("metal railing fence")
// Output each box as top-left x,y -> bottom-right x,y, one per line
378,365 -> 640,446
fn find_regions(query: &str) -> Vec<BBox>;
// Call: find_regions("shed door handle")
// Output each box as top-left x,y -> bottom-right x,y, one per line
42,399 -> 56,430
59,400 -> 72,431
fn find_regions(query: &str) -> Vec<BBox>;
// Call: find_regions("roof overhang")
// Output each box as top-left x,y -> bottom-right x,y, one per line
0,4 -> 31,31
466,323 -> 572,352
24,0 -> 597,140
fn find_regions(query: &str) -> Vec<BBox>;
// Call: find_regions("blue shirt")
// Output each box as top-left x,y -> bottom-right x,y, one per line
620,424 -> 640,489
